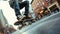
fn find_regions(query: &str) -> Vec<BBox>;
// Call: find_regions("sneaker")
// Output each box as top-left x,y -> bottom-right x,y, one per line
17,15 -> 25,20
22,16 -> 32,20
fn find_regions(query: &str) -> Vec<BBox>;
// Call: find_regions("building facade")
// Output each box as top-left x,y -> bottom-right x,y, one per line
31,0 -> 48,16
31,0 -> 58,16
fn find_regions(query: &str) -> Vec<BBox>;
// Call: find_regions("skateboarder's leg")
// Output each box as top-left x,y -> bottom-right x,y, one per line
9,0 -> 21,16
19,1 -> 29,17
11,0 -> 22,20
19,1 -> 31,19
24,1 -> 29,17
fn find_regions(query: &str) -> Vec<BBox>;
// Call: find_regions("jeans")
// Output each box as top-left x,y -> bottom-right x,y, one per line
11,0 -> 29,17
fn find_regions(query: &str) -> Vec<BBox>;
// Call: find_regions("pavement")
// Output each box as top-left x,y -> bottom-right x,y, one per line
12,11 -> 60,34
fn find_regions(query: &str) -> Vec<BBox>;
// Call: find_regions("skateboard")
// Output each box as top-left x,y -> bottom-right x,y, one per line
14,18 -> 35,29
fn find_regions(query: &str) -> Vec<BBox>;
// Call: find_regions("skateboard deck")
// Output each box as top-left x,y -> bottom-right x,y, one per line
14,18 -> 35,29
14,18 -> 34,25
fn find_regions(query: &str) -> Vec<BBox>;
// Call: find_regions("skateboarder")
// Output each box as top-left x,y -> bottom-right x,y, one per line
9,0 -> 31,20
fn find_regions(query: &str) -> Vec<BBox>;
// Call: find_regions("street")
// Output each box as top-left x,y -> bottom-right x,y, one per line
12,12 -> 60,34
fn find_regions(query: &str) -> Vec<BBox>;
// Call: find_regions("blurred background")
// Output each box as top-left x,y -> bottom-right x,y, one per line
0,0 -> 60,34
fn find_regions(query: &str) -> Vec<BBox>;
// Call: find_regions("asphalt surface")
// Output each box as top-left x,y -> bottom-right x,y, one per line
12,12 -> 60,34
